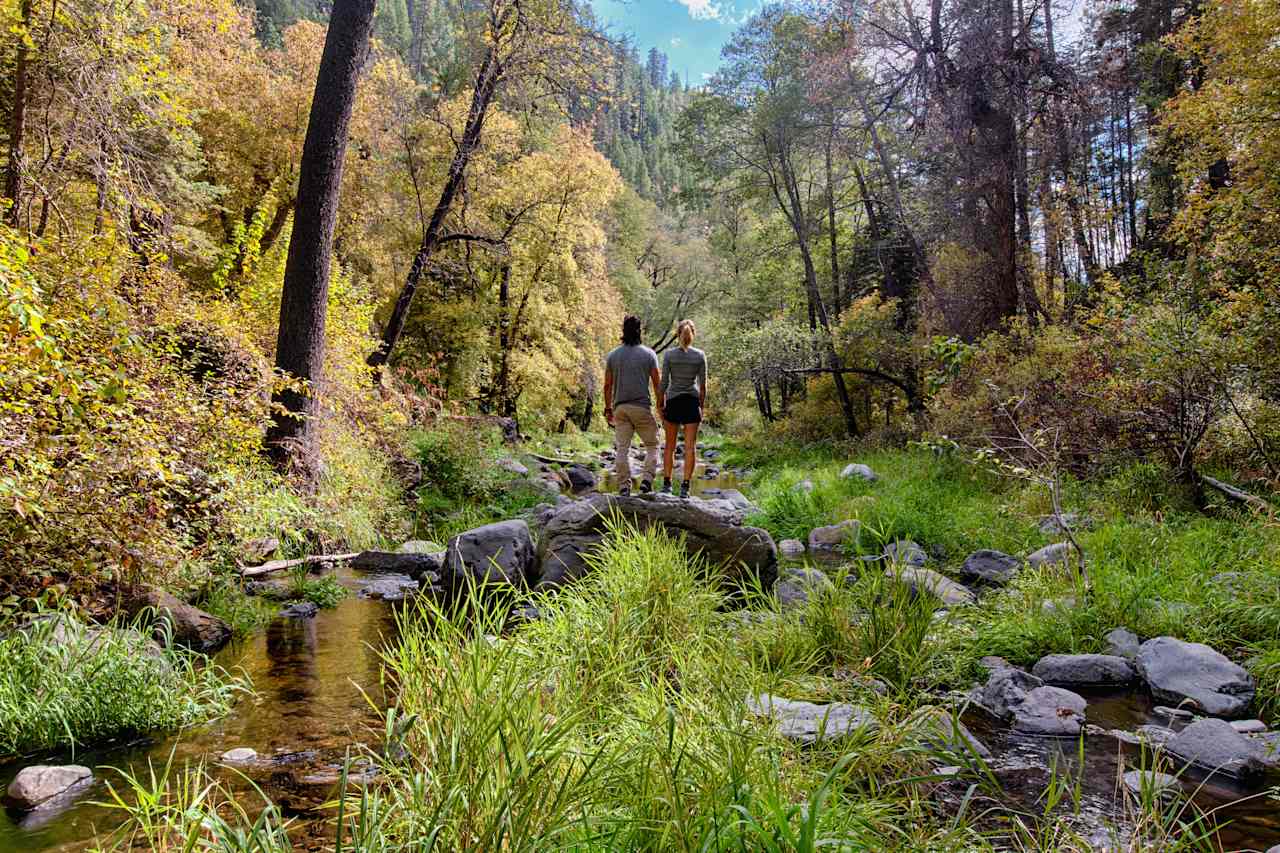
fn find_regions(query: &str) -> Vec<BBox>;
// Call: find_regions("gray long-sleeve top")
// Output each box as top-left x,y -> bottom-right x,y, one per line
661,346 -> 707,400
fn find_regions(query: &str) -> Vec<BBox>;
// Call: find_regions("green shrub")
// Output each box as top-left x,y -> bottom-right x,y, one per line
0,610 -> 248,757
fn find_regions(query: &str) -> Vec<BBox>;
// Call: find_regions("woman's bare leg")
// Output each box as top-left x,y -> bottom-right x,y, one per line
662,420 -> 678,482
682,423 -> 699,483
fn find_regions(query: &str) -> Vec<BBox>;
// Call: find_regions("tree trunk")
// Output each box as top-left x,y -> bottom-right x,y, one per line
367,46 -> 503,375
265,0 -> 377,479
825,120 -> 841,316
5,0 -> 34,227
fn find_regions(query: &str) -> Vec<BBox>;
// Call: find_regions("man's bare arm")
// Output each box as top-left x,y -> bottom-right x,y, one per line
650,366 -> 665,414
603,369 -> 615,424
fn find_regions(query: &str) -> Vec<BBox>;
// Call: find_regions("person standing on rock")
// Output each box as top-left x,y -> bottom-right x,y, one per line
604,315 -> 664,496
660,320 -> 708,498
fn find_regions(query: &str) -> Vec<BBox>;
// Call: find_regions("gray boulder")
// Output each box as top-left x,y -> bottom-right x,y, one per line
358,574 -> 419,601
447,520 -> 537,589
1027,542 -> 1074,568
497,456 -> 529,476
778,539 -> 805,558
126,586 -> 230,653
793,479 -> 815,494
960,550 -> 1021,586
808,519 -> 860,553
397,539 -> 442,554
883,539 -> 927,567
1105,627 -> 1141,659
563,464 -> 597,493
775,566 -> 832,609
1164,718 -> 1273,781
6,765 -> 93,810
1135,637 -> 1255,718
351,549 -> 444,579
979,667 -> 1086,736
1038,513 -> 1090,536
1231,719 -> 1267,734
840,463 -> 878,482
885,566 -> 975,607
1031,654 -> 1136,688
746,694 -> 877,745
536,494 -> 777,589
280,601 -> 318,619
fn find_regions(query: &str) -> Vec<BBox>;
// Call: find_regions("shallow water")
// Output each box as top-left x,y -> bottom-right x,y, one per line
0,567 -> 402,851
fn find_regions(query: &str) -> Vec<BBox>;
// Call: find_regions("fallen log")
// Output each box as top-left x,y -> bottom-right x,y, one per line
241,552 -> 360,578
529,453 -> 576,466
1200,474 -> 1275,514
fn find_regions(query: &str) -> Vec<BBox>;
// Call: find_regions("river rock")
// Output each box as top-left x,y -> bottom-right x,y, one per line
397,539 -> 442,554
840,463 -> 878,481
240,535 -> 280,564
1123,770 -> 1180,797
6,765 -> 93,810
959,550 -> 1021,586
535,494 -> 777,589
808,519 -> 861,552
280,601 -> 318,618
910,707 -> 991,758
793,479 -> 815,494
702,488 -> 757,513
1231,719 -> 1267,734
1038,513 -> 1090,536
746,694 -> 877,744
883,539 -> 927,567
1031,653 -> 1136,688
1027,542 -> 1073,568
979,667 -> 1086,736
1135,637 -> 1255,718
775,566 -> 832,609
126,586 -> 230,652
778,539 -> 805,558
446,519 -> 537,589
1136,724 -> 1178,746
1164,718 -> 1273,781
350,549 -> 444,579
497,456 -> 529,476
884,566 -> 975,607
980,666 -> 1044,717
1105,627 -> 1141,659
357,574 -> 419,601
220,748 -> 258,763
563,464 -> 597,493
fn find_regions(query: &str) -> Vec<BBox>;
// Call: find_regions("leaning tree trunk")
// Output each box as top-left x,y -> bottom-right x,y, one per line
5,0 -> 34,227
265,0 -> 377,481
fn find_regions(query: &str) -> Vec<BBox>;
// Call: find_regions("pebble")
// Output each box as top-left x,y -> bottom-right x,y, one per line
220,747 -> 258,763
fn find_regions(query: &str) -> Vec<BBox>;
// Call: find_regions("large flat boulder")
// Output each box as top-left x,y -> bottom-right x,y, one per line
746,694 -> 877,744
126,586 -> 230,653
1135,637 -> 1255,718
350,549 -> 444,579
6,765 -> 93,810
960,550 -> 1021,586
446,520 -> 537,589
1032,654 -> 1136,688
1164,718 -> 1274,782
536,494 -> 777,589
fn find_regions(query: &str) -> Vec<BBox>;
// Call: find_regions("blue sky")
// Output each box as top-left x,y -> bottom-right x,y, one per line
590,0 -> 760,83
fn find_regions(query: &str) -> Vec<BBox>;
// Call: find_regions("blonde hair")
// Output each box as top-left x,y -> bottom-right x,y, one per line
676,319 -> 696,349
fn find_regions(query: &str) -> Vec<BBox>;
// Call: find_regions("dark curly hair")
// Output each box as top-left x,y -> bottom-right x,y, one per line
621,315 -> 642,346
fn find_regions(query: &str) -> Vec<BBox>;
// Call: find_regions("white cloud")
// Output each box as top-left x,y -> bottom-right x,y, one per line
675,0 -> 721,20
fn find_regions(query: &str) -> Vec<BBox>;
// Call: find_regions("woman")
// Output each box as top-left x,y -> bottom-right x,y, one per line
660,319 -> 708,497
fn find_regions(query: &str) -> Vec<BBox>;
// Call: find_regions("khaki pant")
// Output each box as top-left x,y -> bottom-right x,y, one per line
614,403 -> 658,488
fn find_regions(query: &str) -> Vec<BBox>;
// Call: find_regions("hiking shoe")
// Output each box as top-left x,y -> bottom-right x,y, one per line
640,479 -> 653,494
619,483 -> 632,497
680,480 -> 691,498
660,478 -> 673,494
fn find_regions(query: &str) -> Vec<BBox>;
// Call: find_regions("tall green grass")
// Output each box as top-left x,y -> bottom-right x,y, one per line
0,610 -> 248,757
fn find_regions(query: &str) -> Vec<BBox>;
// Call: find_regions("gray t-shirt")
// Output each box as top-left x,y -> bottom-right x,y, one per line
606,344 -> 659,408
661,347 -> 707,400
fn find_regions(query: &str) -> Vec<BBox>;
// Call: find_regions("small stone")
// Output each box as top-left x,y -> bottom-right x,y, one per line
220,747 -> 258,763
792,479 -> 815,494
746,694 -> 877,744
1123,770 -> 1180,797
357,574 -> 418,601
1230,719 -> 1267,734
1040,597 -> 1077,615
6,765 -> 93,810
563,464 -> 596,493
1153,706 -> 1196,722
1038,513 -> 1090,536
808,519 -> 861,552
959,550 -> 1021,586
775,566 -> 832,610
1027,542 -> 1074,568
497,457 -> 529,476
778,539 -> 805,558
1011,686 -> 1087,736
885,566 -> 975,607
1107,729 -> 1144,747
280,601 -> 319,619
840,463 -> 878,481
1104,627 -> 1141,659
1136,724 -> 1177,746
883,539 -> 927,567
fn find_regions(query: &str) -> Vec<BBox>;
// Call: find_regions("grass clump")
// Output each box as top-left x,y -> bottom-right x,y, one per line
0,610 -> 248,758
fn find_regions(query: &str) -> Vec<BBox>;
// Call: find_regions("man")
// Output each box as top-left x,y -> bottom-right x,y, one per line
603,315 -> 664,496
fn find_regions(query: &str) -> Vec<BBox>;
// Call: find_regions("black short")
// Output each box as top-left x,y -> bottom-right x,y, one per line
664,395 -> 702,425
